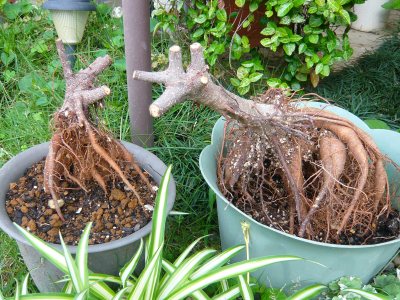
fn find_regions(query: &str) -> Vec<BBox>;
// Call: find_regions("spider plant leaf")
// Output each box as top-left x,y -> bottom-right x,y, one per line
0,289 -> 4,300
14,224 -> 115,299
287,284 -> 327,299
161,260 -> 210,300
59,232 -> 83,293
14,279 -> 20,300
74,290 -> 87,300
191,245 -> 245,279
173,235 -> 211,267
126,244 -> 163,300
76,222 -> 92,291
342,289 -> 391,300
14,223 -> 67,273
119,238 -> 143,287
18,294 -> 74,299
213,284 -> 251,300
145,165 -> 172,299
62,281 -> 73,294
238,275 -> 254,300
21,273 -> 30,295
167,255 -> 302,300
157,249 -> 217,299
112,287 -> 130,300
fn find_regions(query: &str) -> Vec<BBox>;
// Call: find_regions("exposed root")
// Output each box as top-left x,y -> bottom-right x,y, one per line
44,39 -> 154,220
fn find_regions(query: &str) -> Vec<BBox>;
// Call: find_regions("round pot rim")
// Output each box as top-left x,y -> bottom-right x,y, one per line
200,113 -> 400,250
0,141 -> 176,254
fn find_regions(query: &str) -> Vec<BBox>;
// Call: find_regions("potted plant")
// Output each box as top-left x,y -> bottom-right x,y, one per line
0,39 -> 176,292
133,43 -> 400,289
153,0 -> 363,92
0,167 -> 334,300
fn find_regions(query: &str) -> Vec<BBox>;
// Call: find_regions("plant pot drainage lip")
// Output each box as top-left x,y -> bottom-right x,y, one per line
199,102 -> 400,250
0,141 -> 176,254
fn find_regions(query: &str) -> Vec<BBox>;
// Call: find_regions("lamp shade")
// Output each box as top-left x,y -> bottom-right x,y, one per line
50,10 -> 90,44
42,0 -> 96,11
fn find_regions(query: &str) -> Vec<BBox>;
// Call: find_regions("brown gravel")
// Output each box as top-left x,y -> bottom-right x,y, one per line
5,159 -> 156,245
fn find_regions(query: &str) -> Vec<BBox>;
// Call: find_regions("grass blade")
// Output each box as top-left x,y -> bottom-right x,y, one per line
287,284 -> 326,299
191,245 -> 245,280
74,290 -> 87,300
59,232 -> 83,293
119,238 -> 143,287
168,255 -> 302,300
342,289 -> 391,300
14,279 -> 20,300
76,223 -> 92,291
158,249 -> 217,299
238,275 -> 253,300
21,274 -> 30,295
127,244 -> 163,300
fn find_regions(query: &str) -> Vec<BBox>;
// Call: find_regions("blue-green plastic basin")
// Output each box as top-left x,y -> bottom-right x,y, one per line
199,102 -> 400,289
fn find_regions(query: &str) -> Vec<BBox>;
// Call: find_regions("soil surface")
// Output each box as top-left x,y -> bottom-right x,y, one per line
5,159 -> 156,245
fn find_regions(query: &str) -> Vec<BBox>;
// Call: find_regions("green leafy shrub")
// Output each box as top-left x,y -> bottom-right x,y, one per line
154,0 -> 364,94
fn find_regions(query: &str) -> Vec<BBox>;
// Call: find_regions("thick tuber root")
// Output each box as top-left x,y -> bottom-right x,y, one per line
133,43 -> 394,244
44,39 -> 153,220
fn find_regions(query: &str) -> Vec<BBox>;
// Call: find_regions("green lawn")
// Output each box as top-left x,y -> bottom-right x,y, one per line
1,2 -> 399,296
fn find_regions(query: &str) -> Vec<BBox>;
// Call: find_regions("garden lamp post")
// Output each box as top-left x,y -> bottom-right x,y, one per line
42,0 -> 96,67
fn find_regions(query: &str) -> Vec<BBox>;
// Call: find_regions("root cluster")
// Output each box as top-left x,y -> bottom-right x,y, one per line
44,40 -> 153,220
218,90 -> 394,244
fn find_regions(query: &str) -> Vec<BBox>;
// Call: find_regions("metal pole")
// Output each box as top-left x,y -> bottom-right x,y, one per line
122,0 -> 153,147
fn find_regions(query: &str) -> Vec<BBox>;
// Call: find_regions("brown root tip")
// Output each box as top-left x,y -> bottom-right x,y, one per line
170,45 -> 181,52
149,104 -> 161,117
102,86 -> 111,95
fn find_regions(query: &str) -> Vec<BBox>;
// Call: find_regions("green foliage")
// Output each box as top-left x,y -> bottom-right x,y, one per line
7,167 -> 315,300
382,0 -> 400,10
154,0 -> 364,94
326,275 -> 400,299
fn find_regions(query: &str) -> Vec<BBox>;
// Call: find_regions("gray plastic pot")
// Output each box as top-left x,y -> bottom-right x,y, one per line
199,102 -> 400,289
0,141 -> 175,292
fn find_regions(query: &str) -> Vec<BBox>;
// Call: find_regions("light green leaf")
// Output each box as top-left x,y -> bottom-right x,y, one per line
168,256 -> 302,300
235,0 -> 246,7
249,2 -> 258,12
342,289 -> 391,300
18,294 -> 74,299
299,43 -> 307,54
249,72 -> 263,82
260,27 -> 275,36
15,279 -> 20,300
339,9 -> 351,24
277,2 -> 293,17
191,245 -> 245,280
59,232 -> 84,293
112,287 -> 130,300
127,244 -> 163,300
21,274 -> 30,296
240,78 -> 251,88
267,78 -> 281,87
321,65 -> 330,76
76,223 -> 91,292
216,9 -> 227,22
158,249 -> 217,299
213,284 -> 243,300
74,290 -> 87,300
364,119 -> 391,129
230,78 -> 241,87
174,235 -> 210,268
287,284 -> 326,299
283,43 -> 296,56
120,239 -> 144,287
308,34 -> 319,44
327,0 -> 341,12
237,85 -> 250,95
315,63 -> 324,74
194,14 -> 207,24
238,275 -> 253,300
192,28 -> 205,39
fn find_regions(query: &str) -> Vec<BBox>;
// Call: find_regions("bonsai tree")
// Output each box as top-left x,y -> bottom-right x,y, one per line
44,40 -> 153,220
133,43 -> 395,243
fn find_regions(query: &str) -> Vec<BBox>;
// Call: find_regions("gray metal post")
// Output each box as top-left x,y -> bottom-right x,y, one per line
122,0 -> 153,147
